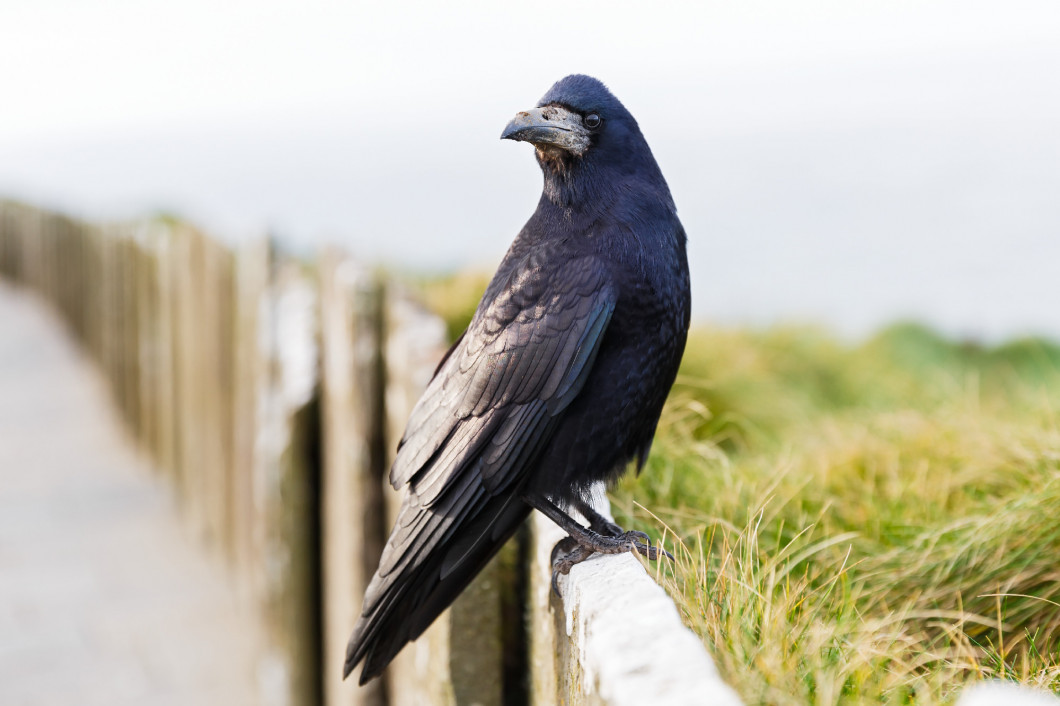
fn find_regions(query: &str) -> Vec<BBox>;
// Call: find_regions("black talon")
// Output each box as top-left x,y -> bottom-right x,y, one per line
616,529 -> 652,545
629,533 -> 675,562
550,536 -> 579,567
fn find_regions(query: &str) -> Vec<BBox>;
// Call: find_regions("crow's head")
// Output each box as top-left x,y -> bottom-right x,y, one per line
501,75 -> 666,206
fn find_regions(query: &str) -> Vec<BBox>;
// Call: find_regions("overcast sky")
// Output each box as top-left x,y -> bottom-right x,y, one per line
2,1 -> 1058,340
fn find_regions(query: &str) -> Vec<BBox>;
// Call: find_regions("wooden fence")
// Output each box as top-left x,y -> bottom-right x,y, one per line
0,201 -> 734,706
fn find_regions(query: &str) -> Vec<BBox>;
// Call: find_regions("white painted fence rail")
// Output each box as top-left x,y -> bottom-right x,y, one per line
528,486 -> 743,706
957,682 -> 1060,706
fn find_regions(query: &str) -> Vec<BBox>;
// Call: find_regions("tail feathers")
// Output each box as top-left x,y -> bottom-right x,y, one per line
343,496 -> 530,684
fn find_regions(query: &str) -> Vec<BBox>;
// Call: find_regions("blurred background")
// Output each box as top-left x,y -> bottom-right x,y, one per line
2,0 -> 1058,342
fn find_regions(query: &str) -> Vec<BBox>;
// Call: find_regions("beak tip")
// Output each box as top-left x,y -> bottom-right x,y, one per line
500,118 -> 524,141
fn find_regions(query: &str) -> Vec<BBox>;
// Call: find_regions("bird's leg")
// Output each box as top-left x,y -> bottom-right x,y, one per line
524,494 -> 673,595
572,497 -> 651,545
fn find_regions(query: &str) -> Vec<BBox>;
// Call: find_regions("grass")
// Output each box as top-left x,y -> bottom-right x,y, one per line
415,271 -> 1060,704
611,324 -> 1060,705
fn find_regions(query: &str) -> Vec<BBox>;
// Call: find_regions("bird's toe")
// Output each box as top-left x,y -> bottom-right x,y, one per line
632,540 -> 674,562
617,529 -> 651,544
550,536 -> 580,566
550,542 -> 596,596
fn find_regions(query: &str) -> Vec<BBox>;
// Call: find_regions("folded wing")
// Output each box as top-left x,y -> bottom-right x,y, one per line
345,253 -> 617,682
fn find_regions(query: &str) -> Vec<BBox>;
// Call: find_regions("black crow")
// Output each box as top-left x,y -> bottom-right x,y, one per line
344,74 -> 690,684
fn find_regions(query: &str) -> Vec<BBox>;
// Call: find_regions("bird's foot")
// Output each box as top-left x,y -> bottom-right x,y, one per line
596,529 -> 673,562
573,499 -> 673,561
548,528 -> 673,596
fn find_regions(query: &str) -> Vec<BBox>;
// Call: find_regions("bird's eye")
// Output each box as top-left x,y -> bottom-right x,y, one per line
584,113 -> 602,129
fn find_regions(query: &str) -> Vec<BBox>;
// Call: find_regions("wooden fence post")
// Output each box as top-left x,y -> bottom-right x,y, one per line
133,222 -> 161,466
200,236 -> 236,553
231,237 -> 269,585
255,253 -> 323,706
381,288 -> 454,706
151,225 -> 179,480
0,201 -> 16,280
319,249 -> 386,706
120,228 -> 142,436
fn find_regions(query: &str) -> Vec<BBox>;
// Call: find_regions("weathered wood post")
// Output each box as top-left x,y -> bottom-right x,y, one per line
82,224 -> 105,370
318,249 -> 386,706
169,224 -> 206,528
119,228 -> 142,437
133,222 -> 162,467
0,201 -> 16,279
380,287 -> 454,705
199,235 -> 236,552
150,224 -> 180,481
255,251 -> 323,706
231,237 -> 270,584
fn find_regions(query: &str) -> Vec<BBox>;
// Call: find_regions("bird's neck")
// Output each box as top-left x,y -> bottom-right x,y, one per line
538,148 -> 670,212
539,160 -> 617,210
539,167 -> 674,228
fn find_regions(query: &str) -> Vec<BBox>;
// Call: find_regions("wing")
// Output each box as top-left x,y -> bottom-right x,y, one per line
345,252 -> 616,681
393,252 -> 617,497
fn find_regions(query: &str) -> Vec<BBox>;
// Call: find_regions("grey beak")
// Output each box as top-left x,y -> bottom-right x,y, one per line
501,105 -> 591,156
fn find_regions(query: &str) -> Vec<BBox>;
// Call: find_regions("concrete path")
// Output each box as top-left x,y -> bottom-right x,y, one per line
0,283 -> 264,705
